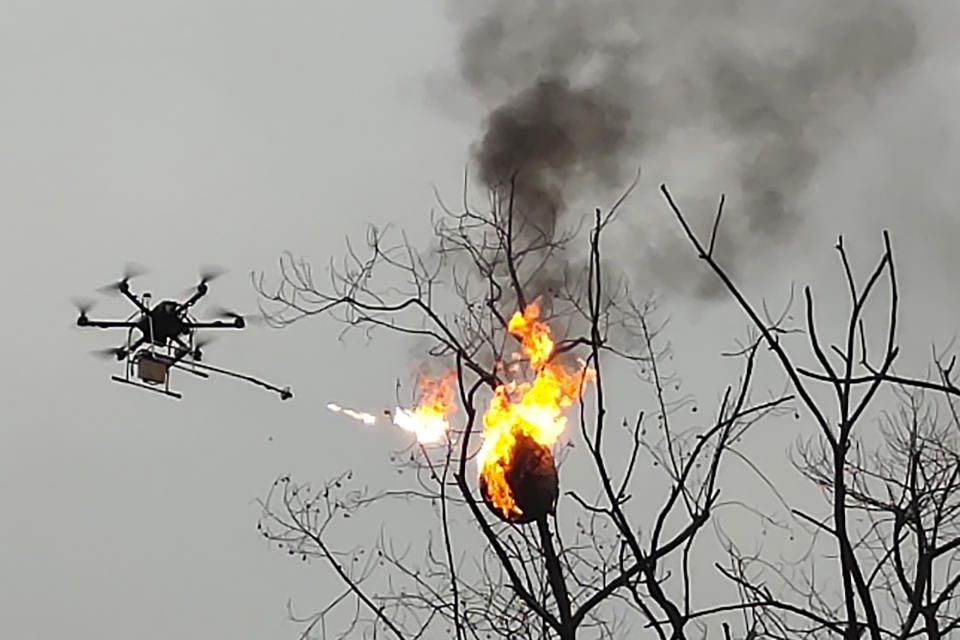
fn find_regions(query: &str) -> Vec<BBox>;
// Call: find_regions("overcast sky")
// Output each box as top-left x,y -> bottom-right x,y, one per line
3,2 -> 960,639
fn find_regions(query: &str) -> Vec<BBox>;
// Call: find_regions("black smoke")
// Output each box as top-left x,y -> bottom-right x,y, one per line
473,76 -> 630,238
452,0 -> 918,296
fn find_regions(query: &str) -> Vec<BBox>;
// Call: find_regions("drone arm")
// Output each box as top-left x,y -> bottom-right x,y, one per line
185,319 -> 245,329
177,283 -> 209,313
77,318 -> 139,328
118,285 -> 151,314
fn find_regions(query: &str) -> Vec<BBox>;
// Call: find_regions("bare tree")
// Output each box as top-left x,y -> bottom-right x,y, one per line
253,178 -> 789,639
662,185 -> 960,640
254,176 -> 960,639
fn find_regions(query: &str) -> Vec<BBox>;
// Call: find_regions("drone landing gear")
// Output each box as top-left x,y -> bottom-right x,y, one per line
110,351 -> 210,400
111,375 -> 183,400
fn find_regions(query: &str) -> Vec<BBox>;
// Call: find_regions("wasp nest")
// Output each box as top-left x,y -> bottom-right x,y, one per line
480,432 -> 559,524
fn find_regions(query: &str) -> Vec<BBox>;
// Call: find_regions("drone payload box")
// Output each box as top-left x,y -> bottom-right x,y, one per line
136,353 -> 169,385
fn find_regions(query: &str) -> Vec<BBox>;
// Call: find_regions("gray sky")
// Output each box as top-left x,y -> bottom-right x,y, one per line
0,2 -> 468,637
3,2 -> 960,638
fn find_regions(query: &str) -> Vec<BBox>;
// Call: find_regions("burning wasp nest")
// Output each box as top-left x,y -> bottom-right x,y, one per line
480,431 -> 559,524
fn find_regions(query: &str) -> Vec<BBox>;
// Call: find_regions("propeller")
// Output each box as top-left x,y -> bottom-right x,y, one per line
194,335 -> 216,350
192,335 -> 216,361
210,306 -> 242,320
207,306 -> 263,327
180,265 -> 227,296
98,263 -> 148,295
198,265 -> 227,285
71,297 -> 96,316
90,346 -> 127,361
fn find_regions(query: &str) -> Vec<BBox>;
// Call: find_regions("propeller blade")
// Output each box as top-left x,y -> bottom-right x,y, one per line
211,306 -> 241,319
194,335 -> 216,350
122,263 -> 148,281
71,297 -> 96,315
90,347 -> 126,360
179,265 -> 227,296
97,282 -> 122,295
207,306 -> 264,326
191,335 -> 215,361
198,265 -> 227,284
98,263 -> 148,294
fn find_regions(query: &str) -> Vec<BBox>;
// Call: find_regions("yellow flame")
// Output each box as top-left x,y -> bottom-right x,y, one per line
393,408 -> 447,443
507,300 -> 554,369
392,373 -> 456,444
479,300 -> 594,519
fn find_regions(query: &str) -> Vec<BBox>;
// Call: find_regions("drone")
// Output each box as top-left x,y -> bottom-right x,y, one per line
74,266 -> 292,401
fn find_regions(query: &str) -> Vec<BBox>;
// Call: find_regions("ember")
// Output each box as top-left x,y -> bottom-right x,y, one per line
478,300 -> 594,523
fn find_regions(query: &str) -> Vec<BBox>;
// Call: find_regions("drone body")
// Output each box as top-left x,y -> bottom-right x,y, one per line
74,268 -> 291,401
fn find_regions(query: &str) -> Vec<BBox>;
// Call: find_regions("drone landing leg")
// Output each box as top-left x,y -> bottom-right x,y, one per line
111,376 -> 182,400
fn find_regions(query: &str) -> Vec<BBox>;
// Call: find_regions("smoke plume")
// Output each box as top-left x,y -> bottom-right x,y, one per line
451,0 -> 918,297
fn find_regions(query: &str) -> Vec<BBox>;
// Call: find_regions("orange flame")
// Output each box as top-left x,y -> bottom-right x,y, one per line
393,373 -> 456,444
479,300 -> 595,519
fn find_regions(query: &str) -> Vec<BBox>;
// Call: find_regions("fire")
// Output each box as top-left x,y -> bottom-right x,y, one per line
327,375 -> 456,445
479,300 -> 595,520
327,403 -> 377,425
393,373 -> 456,444
327,300 -> 591,522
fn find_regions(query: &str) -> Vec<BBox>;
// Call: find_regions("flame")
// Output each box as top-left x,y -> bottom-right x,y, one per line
479,299 -> 594,519
393,373 -> 456,444
327,376 -> 455,444
327,403 -> 377,425
328,300 -> 592,518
